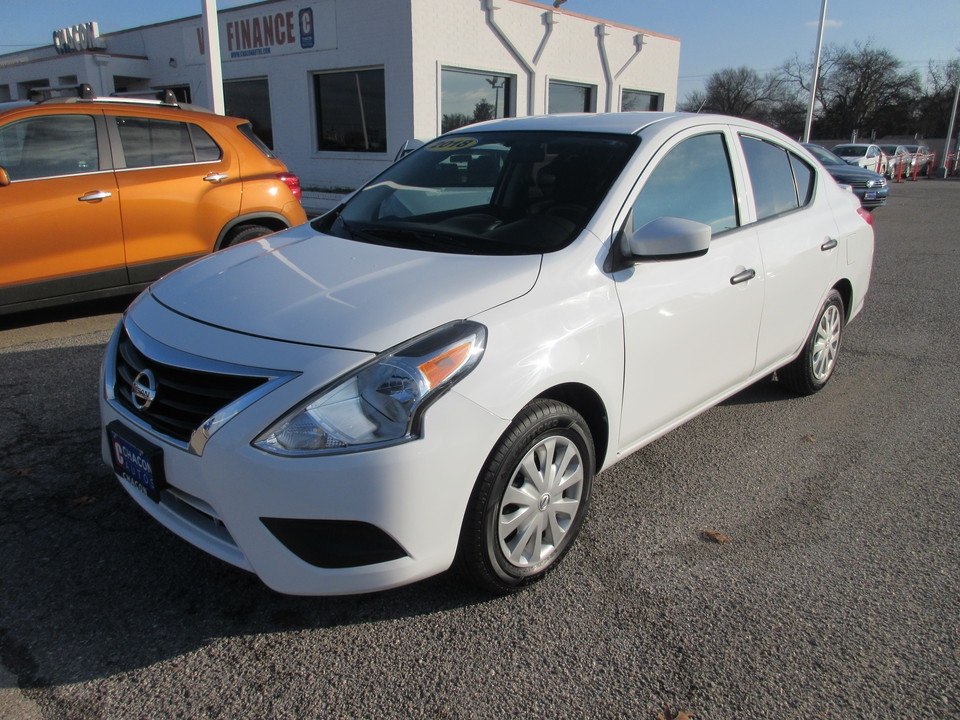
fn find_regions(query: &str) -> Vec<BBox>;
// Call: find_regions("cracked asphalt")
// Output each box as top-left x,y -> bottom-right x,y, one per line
0,180 -> 958,719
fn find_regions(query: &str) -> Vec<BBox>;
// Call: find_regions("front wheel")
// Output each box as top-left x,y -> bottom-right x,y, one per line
779,289 -> 845,395
221,223 -> 275,249
457,399 -> 595,594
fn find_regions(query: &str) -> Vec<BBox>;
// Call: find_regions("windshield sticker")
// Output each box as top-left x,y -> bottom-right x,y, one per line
425,137 -> 479,152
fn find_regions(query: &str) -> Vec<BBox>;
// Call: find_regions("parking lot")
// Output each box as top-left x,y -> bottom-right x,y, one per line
1,179 -> 958,719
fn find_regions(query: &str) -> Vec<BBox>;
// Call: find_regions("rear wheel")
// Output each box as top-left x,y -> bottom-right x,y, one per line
779,289 -> 844,395
457,399 -> 594,594
221,223 -> 274,248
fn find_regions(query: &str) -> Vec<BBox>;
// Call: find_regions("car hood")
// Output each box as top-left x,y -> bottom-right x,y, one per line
148,224 -> 541,351
822,164 -> 884,183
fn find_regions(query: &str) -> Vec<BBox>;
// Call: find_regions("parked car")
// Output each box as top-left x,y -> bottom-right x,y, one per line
903,144 -> 935,177
0,86 -> 306,315
831,143 -> 887,174
101,113 -> 875,596
803,143 -> 888,208
877,144 -> 911,178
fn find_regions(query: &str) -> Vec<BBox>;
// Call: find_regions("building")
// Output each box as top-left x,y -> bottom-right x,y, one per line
0,0 -> 680,205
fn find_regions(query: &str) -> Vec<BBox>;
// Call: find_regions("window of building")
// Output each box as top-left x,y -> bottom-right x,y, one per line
17,79 -> 47,101
628,133 -> 738,236
621,89 -> 663,112
740,135 -> 813,220
0,115 -> 99,180
313,68 -> 386,153
225,78 -> 273,149
441,69 -> 512,134
115,117 -> 222,168
548,81 -> 595,114
0,86 -> 11,103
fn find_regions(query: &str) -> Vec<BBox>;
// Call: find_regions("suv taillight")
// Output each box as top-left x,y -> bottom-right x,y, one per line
277,173 -> 302,202
856,207 -> 873,226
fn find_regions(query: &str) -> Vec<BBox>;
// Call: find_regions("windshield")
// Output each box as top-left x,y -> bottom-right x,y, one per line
314,131 -> 639,255
879,146 -> 899,154
834,146 -> 867,157
804,144 -> 845,166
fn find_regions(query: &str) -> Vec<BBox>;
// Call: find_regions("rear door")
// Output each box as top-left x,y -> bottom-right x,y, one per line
0,110 -> 124,306
736,133 -> 840,371
107,112 -> 242,284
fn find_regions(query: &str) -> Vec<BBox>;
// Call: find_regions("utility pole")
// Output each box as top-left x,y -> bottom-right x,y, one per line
802,0 -> 828,144
936,78 -> 959,178
202,0 -> 225,114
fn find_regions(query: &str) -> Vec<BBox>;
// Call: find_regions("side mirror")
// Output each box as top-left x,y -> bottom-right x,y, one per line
0,167 -> 9,187
621,216 -> 712,260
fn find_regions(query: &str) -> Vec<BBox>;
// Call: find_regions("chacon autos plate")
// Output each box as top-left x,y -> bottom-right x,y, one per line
107,421 -> 166,502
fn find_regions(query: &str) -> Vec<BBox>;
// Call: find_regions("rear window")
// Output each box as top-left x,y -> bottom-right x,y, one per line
237,122 -> 277,159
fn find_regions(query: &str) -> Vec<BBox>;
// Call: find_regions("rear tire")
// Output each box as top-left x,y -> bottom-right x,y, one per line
221,223 -> 274,248
779,289 -> 845,396
457,399 -> 594,594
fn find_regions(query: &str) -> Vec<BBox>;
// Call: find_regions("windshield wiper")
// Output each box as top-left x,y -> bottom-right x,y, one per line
361,227 -> 479,254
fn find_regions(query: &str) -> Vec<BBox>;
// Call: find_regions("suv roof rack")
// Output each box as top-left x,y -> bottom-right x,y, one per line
109,89 -> 180,105
30,83 -> 94,102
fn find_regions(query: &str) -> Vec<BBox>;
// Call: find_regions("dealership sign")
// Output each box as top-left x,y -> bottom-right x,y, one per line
53,22 -> 106,54
188,2 -> 335,64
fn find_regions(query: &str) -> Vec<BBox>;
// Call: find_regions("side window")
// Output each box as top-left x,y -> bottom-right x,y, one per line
115,117 -> 221,168
741,135 -> 808,220
790,154 -> 815,206
189,125 -> 222,162
0,115 -> 99,180
629,132 -> 738,236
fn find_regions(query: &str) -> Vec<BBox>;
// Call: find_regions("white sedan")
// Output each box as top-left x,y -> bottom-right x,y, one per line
100,112 -> 874,595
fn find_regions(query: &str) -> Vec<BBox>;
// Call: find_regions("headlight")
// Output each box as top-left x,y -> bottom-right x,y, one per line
254,321 -> 486,456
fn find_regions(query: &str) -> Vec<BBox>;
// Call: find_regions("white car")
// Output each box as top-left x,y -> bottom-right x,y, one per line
831,143 -> 888,175
100,113 -> 874,596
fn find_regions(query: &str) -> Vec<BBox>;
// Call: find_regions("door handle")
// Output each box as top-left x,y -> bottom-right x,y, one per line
78,191 -> 112,202
203,173 -> 229,183
821,238 -> 839,251
730,268 -> 756,285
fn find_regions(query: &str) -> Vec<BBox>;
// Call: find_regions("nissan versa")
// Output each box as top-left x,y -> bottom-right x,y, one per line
100,113 -> 874,595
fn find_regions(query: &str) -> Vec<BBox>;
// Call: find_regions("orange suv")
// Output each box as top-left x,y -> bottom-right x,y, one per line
0,87 -> 306,315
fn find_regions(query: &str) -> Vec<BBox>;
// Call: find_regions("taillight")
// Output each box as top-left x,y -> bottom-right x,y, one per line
856,207 -> 873,226
276,172 -> 302,202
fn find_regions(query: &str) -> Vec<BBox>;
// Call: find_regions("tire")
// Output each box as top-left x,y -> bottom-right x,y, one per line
779,289 -> 845,396
457,399 -> 595,594
221,223 -> 275,249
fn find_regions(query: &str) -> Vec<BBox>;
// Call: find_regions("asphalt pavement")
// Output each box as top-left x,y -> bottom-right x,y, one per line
0,179 -> 957,719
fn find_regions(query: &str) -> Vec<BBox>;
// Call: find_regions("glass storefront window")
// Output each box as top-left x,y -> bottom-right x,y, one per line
313,68 -> 386,153
548,82 -> 594,114
441,69 -> 512,134
225,78 -> 273,149
621,89 -> 663,112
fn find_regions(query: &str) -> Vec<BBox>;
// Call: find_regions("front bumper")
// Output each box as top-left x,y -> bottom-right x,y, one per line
100,304 -> 508,595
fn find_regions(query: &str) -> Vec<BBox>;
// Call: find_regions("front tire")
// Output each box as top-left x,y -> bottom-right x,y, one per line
457,399 -> 595,594
221,223 -> 275,248
779,289 -> 845,395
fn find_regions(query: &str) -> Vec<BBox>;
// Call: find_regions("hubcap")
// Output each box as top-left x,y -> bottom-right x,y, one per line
498,435 -> 584,568
812,304 -> 842,381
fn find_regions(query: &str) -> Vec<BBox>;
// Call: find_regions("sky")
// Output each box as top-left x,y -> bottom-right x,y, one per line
2,0 -> 958,101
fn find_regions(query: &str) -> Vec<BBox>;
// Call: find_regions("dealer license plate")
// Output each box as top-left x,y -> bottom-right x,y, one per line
107,421 -> 166,502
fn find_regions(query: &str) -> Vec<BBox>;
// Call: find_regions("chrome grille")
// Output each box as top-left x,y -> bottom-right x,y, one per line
114,327 -> 268,443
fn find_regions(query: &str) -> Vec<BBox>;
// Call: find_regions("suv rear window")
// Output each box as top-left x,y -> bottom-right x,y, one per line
236,122 -> 277,159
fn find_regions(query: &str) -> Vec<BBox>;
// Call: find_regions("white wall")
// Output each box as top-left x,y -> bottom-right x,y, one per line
0,0 -> 680,194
